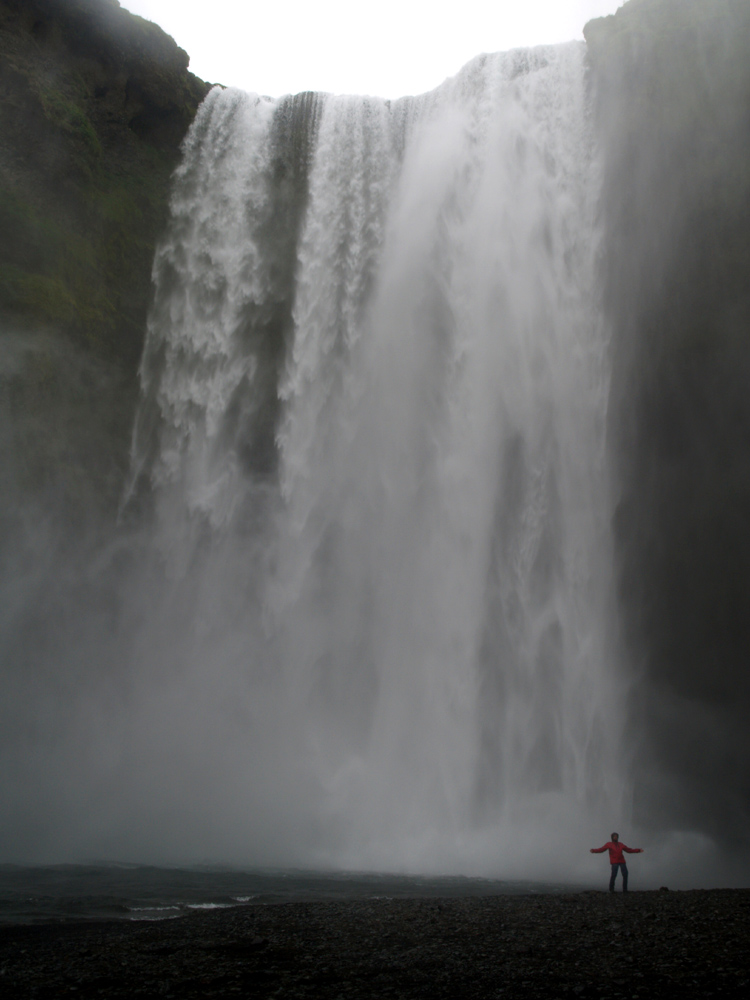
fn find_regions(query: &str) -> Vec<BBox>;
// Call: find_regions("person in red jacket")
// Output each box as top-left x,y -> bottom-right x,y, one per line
590,832 -> 644,892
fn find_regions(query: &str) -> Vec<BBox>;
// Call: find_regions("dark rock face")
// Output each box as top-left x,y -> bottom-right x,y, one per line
0,0 -> 209,518
586,0 -> 750,844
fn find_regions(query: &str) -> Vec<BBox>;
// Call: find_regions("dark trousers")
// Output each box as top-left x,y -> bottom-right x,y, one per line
609,863 -> 628,891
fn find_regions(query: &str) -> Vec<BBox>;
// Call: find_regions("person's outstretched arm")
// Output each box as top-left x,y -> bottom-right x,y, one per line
590,845 -> 608,853
621,845 -> 643,853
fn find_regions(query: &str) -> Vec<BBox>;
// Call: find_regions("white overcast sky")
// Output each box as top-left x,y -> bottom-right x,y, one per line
121,0 -> 624,99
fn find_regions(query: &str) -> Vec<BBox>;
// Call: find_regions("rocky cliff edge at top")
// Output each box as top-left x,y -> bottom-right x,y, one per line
4,0 -> 208,149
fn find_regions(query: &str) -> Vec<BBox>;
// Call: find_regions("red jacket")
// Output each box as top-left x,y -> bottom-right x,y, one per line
592,842 -> 642,864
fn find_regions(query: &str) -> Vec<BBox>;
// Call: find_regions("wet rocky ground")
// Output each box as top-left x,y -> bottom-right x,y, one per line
1,888 -> 749,998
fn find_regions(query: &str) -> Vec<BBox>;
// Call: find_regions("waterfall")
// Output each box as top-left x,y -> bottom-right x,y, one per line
129,41 -> 626,874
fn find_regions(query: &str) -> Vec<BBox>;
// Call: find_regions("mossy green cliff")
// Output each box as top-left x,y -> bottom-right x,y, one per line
0,0 -> 209,518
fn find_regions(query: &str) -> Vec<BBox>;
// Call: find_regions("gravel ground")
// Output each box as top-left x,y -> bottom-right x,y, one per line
1,888 -> 749,998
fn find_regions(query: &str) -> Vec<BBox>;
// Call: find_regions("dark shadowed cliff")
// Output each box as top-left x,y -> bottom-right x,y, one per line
0,0 -> 209,518
586,0 -> 750,846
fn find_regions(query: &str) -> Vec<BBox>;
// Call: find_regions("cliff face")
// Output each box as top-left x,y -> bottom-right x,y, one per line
586,0 -> 750,843
0,0 -> 209,518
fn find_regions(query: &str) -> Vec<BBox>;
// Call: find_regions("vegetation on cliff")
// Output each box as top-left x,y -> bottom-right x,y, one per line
0,0 -> 209,517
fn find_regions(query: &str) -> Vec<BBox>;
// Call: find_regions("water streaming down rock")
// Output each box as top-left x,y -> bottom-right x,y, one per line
130,42 -> 627,872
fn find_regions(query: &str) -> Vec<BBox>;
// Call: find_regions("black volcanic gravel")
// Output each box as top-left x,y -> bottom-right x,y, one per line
1,889 -> 749,998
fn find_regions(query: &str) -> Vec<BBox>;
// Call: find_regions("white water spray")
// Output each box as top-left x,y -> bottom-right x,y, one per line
130,43 -> 627,876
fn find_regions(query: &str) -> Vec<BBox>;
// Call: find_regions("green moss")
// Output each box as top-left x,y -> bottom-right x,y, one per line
8,271 -> 78,324
0,0 -> 209,519
95,186 -> 144,227
37,84 -> 102,158
0,189 -> 64,271
0,169 -> 171,361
